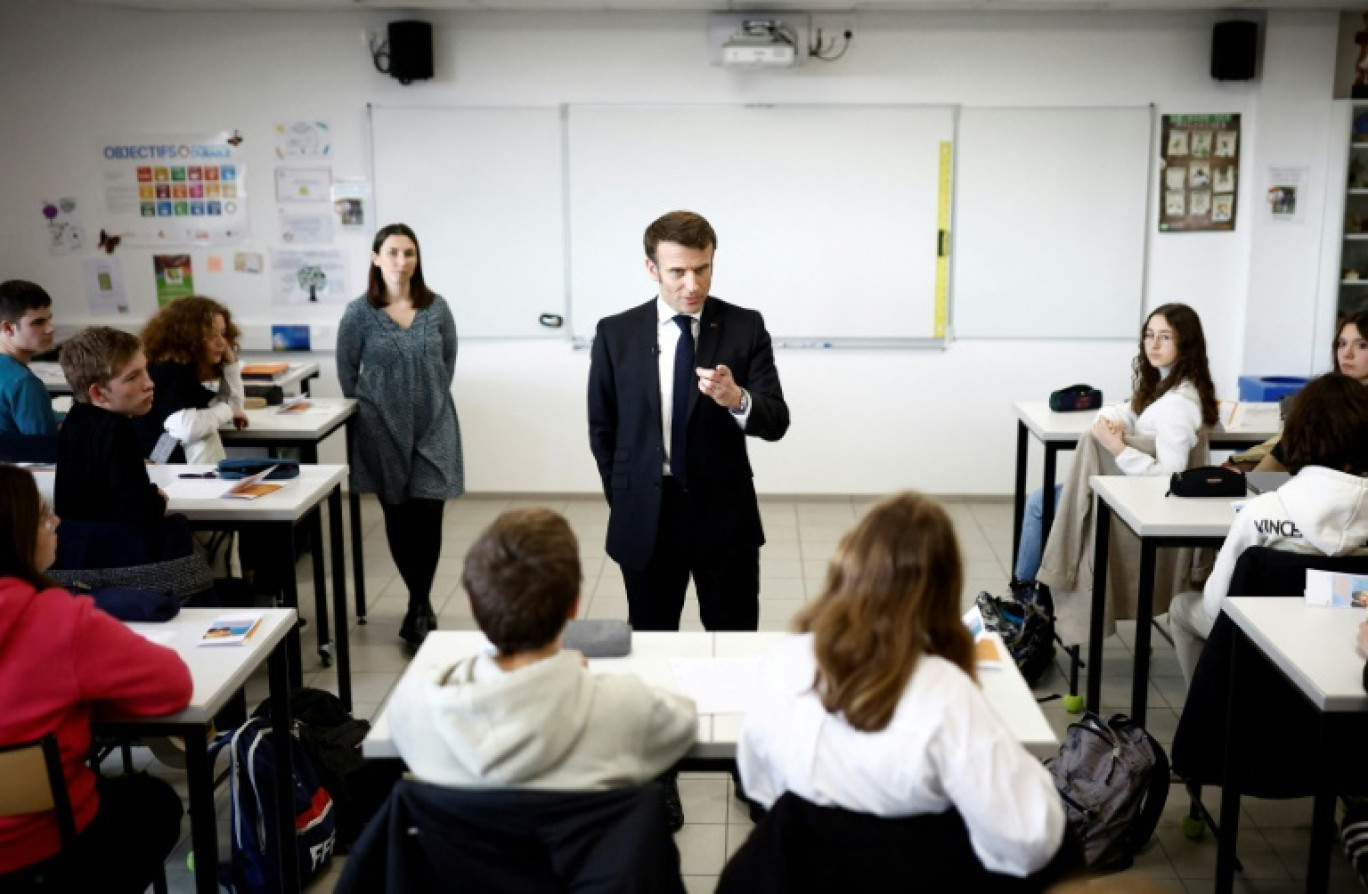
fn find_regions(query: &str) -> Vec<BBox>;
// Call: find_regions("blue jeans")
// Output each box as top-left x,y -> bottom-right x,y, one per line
1014,484 -> 1063,583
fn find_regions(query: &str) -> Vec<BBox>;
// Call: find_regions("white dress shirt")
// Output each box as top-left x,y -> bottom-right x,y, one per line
655,297 -> 749,477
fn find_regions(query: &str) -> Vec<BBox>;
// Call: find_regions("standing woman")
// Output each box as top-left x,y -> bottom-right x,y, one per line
338,223 -> 464,649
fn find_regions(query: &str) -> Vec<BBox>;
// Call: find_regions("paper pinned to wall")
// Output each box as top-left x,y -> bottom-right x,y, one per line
275,120 -> 331,161
271,248 -> 348,305
83,257 -> 128,315
42,197 -> 85,255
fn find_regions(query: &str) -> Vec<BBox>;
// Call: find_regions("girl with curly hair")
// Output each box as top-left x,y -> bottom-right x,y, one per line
134,295 -> 248,464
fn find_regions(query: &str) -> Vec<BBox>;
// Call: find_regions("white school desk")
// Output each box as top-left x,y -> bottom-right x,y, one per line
1084,474 -> 1241,724
362,631 -> 1059,763
1010,401 -> 1278,569
33,464 -> 353,710
220,399 -> 371,626
101,608 -> 300,894
30,359 -> 320,397
1215,598 -> 1368,894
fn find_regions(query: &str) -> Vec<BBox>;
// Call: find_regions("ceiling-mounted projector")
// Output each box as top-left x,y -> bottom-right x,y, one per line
708,13 -> 809,69
723,19 -> 797,68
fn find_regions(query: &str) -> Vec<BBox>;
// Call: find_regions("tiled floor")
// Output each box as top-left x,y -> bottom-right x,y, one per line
137,494 -> 1363,892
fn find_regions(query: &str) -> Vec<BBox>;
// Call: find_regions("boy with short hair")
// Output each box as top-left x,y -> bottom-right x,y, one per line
0,280 -> 58,437
55,326 -> 167,527
387,507 -> 698,791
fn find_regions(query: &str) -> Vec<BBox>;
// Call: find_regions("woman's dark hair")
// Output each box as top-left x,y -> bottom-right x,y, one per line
141,295 -> 240,380
1280,373 -> 1368,476
794,492 -> 974,733
366,223 -> 435,310
1131,303 -> 1219,427
0,464 -> 56,589
1334,312 -> 1368,374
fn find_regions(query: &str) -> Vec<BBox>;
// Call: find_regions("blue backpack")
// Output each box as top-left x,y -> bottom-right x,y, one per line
209,717 -> 338,893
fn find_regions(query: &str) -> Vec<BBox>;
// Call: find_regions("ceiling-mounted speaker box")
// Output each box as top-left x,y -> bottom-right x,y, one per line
1211,21 -> 1258,81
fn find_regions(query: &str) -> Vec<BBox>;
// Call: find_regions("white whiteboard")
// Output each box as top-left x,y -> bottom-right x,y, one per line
370,106 -> 566,338
952,106 -> 1153,339
565,104 -> 953,343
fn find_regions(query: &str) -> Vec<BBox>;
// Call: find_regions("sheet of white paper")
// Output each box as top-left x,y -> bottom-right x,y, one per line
163,479 -> 235,499
130,627 -> 176,645
669,657 -> 761,714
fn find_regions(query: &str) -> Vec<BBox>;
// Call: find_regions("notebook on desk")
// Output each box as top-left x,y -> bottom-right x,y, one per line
1246,471 -> 1291,495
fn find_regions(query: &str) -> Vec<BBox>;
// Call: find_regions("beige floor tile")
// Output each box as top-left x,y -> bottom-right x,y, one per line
674,823 -> 728,876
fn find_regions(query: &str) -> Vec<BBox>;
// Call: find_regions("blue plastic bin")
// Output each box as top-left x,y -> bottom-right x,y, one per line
1238,375 -> 1308,402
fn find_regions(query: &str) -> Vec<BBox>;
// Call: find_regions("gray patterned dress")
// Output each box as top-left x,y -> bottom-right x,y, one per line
337,294 -> 464,504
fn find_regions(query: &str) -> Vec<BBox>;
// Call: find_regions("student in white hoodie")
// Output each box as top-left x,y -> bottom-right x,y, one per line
1169,372 -> 1368,685
386,507 -> 698,793
738,492 -> 1066,878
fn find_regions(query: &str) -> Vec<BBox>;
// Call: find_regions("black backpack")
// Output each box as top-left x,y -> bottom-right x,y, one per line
253,688 -> 372,849
1045,713 -> 1169,872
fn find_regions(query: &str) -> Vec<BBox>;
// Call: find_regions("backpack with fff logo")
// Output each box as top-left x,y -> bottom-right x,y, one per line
1045,712 -> 1169,872
209,716 -> 338,892
252,687 -> 374,851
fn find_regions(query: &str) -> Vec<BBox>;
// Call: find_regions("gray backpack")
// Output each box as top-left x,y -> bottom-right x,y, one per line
1045,712 -> 1169,872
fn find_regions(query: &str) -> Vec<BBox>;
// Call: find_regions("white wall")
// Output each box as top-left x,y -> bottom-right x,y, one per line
0,2 -> 1339,495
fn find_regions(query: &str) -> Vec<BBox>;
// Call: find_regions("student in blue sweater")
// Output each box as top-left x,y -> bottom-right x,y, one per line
0,280 -> 58,438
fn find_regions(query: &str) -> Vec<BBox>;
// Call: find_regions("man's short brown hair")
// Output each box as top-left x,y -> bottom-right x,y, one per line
1280,372 -> 1368,476
60,327 -> 142,405
463,508 -> 582,654
643,211 -> 717,264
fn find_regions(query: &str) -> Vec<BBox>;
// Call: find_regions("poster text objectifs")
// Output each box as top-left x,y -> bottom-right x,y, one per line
100,132 -> 249,246
1159,114 -> 1240,233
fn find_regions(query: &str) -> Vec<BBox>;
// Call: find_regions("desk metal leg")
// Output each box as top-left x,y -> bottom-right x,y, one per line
267,637 -> 302,893
344,420 -> 367,625
328,487 -> 353,713
183,721 -> 218,894
1216,627 -> 1244,893
280,525 -> 304,688
1309,713 -> 1339,893
1041,445 -> 1060,545
1130,539 -> 1157,725
1086,499 -> 1111,713
309,507 -> 332,668
1012,422 -> 1028,567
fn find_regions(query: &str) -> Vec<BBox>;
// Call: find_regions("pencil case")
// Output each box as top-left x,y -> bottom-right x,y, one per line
217,458 -> 301,480
1049,384 -> 1103,412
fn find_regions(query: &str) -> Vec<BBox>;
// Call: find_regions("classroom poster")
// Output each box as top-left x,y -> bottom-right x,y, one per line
153,254 -> 195,306
270,249 -> 348,305
274,121 -> 331,161
1265,166 -> 1307,223
99,131 -> 249,245
1159,114 -> 1240,233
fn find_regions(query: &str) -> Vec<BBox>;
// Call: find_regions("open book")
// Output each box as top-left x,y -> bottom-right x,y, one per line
962,606 -> 1007,669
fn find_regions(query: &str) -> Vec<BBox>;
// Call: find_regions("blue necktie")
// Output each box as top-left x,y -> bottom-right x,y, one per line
671,314 -> 694,486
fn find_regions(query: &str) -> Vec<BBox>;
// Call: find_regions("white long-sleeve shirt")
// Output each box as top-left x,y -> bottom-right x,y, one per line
737,633 -> 1066,878
1097,378 -> 1204,476
162,361 -> 244,464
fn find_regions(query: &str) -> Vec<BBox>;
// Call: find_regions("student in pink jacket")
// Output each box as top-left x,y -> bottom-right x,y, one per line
0,463 -> 193,892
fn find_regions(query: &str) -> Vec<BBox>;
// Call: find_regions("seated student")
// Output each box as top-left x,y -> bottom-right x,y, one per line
1013,303 -> 1218,605
738,492 -> 1066,878
135,296 -> 247,465
55,327 -> 169,552
0,463 -> 192,893
1169,372 -> 1368,685
386,507 -> 697,790
1249,311 -> 1368,473
0,280 -> 58,438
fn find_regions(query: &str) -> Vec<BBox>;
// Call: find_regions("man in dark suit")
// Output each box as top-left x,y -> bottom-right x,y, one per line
588,211 -> 789,632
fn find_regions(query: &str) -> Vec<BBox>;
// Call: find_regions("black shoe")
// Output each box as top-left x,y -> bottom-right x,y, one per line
662,774 -> 684,833
399,605 -> 432,650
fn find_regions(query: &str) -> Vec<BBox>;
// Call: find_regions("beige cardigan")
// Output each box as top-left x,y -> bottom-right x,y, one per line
1037,431 -> 1211,646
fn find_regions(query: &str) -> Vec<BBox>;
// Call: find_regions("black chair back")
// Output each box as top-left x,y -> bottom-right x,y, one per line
1172,546 -> 1368,795
717,792 -> 1080,893
0,434 -> 58,464
338,780 -> 685,894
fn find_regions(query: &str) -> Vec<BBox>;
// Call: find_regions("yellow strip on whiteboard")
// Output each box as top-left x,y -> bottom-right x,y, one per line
934,141 -> 951,340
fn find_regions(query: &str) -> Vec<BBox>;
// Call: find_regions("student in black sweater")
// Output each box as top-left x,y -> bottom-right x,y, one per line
55,328 -> 168,556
